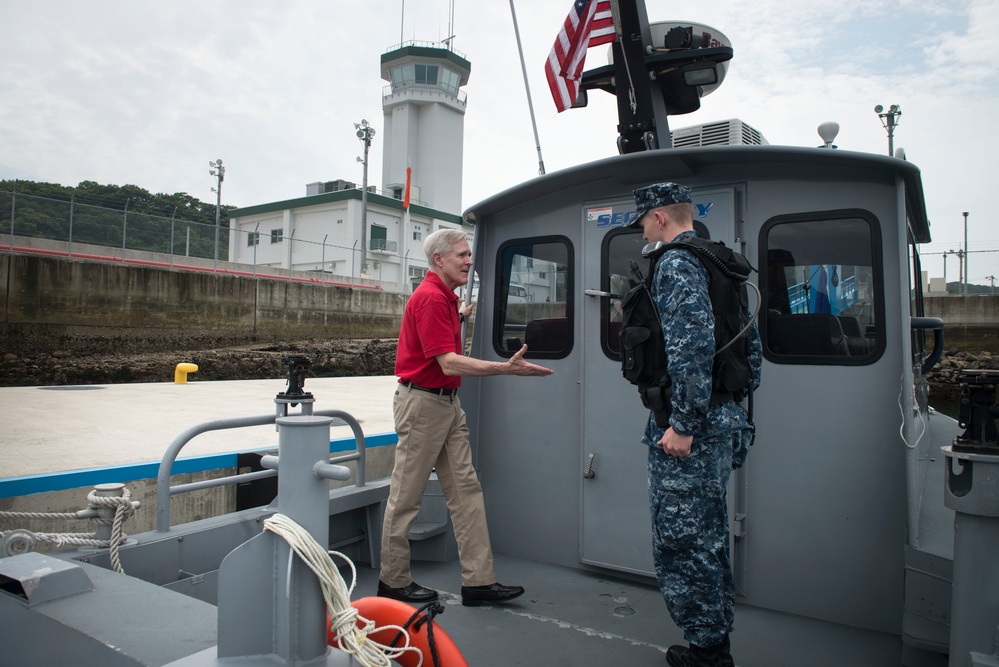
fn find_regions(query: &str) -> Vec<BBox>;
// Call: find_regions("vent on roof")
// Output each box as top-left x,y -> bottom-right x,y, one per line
670,119 -> 769,147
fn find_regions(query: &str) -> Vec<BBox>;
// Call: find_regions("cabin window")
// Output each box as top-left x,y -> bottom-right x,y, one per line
761,209 -> 884,365
600,224 -> 717,360
601,228 -> 648,359
493,236 -> 573,359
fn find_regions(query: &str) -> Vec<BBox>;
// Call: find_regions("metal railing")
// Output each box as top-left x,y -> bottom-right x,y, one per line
155,410 -> 367,532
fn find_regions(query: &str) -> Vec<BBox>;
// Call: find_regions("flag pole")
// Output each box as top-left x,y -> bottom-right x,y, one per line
508,0 -> 546,176
607,0 -> 637,113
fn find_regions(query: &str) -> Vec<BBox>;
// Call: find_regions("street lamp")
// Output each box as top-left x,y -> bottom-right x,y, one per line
354,119 -> 376,275
962,211 -> 969,295
209,159 -> 225,264
874,104 -> 901,157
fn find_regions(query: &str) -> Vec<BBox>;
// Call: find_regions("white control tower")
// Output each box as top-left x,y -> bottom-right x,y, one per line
380,42 -> 471,216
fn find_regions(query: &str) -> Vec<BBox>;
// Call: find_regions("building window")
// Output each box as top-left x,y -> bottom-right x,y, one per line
441,68 -> 460,94
413,230 -> 422,241
370,225 -> 388,251
760,210 -> 884,364
247,232 -> 259,246
270,229 -> 283,244
494,236 -> 574,360
415,64 -> 438,85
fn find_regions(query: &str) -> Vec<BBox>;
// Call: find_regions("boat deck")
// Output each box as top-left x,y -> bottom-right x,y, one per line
351,555 -> 906,667
0,377 -> 939,666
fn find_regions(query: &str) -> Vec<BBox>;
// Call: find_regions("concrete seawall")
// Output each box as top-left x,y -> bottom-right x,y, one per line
1,253 -> 405,355
923,294 -> 999,352
3,253 -> 995,356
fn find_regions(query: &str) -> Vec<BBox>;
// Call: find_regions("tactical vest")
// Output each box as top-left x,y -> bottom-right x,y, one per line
620,237 -> 755,428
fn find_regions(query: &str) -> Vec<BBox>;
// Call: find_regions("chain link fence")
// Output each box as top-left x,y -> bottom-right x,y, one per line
0,189 -> 386,289
1,188 -> 226,259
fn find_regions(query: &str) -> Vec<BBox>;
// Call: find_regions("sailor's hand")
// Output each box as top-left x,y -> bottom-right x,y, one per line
506,345 -> 554,377
459,302 -> 476,319
661,428 -> 692,457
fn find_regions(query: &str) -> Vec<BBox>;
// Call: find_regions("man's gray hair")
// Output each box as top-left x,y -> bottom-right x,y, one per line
424,228 -> 468,263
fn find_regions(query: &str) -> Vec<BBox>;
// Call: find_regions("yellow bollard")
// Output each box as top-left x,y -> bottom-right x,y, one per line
174,363 -> 199,384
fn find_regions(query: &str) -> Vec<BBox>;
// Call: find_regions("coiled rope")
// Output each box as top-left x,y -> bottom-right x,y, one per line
387,600 -> 446,667
0,487 -> 137,573
262,513 -> 425,667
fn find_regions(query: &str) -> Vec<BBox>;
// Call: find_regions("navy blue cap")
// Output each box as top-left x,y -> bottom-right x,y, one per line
628,182 -> 692,227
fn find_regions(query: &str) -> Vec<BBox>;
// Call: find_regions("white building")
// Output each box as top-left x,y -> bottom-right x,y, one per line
227,42 -> 473,294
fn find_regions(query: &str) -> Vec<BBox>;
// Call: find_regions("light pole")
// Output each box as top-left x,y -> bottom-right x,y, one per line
874,104 -> 901,157
962,211 -> 969,295
942,251 -> 949,292
209,159 -> 225,264
955,249 -> 965,296
354,119 -> 376,276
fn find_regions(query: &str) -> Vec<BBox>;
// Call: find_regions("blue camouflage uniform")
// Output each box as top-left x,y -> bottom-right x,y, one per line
642,228 -> 763,649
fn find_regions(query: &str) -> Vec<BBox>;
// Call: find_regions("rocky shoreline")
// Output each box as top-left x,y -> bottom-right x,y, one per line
1,340 -> 994,421
924,350 -> 999,417
0,338 -> 399,387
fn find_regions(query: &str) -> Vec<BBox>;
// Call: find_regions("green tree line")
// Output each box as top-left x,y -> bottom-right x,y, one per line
1,179 -> 236,260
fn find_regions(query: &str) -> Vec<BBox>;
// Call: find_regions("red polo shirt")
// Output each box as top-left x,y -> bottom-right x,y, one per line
395,270 -> 461,390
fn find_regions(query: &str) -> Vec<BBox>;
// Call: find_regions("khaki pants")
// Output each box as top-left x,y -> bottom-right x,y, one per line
380,384 -> 496,588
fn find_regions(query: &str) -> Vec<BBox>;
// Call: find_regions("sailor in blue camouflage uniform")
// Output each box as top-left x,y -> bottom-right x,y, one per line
628,182 -> 762,667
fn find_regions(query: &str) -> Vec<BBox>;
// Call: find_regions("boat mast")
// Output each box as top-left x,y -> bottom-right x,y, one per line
580,0 -> 733,153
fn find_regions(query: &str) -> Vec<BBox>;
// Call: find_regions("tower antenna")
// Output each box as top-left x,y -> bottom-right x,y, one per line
449,0 -> 455,48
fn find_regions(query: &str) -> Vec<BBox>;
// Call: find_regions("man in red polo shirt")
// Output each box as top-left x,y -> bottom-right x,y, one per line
378,228 -> 554,607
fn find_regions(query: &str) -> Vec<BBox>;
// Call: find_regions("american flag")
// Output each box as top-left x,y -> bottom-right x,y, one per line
545,0 -> 615,113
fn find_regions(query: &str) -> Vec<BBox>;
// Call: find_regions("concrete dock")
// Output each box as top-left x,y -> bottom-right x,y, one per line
0,376 -> 400,534
1,375 -> 399,479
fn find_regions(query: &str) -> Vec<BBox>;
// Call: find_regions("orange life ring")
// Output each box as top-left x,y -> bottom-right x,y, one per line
328,596 -> 469,667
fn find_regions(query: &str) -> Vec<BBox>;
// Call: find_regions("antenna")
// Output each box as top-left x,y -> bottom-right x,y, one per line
817,122 -> 839,149
449,0 -> 455,48
874,104 -> 901,156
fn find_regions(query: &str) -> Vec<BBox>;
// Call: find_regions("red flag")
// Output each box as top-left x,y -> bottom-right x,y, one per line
545,0 -> 615,113
403,167 -> 411,209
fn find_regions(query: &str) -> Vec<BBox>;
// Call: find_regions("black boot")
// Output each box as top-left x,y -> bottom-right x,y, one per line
665,641 -> 724,667
719,633 -> 734,667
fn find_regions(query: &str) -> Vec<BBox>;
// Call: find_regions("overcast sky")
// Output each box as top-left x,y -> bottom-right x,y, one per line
1,0 -> 997,283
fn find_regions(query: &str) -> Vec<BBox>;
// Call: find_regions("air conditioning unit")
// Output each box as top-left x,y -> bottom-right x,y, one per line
670,119 -> 769,147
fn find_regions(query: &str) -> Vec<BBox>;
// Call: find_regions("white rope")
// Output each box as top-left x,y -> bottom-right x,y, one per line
262,513 -> 424,667
898,372 -> 928,450
0,487 -> 136,573
0,510 -> 79,520
87,489 -> 136,573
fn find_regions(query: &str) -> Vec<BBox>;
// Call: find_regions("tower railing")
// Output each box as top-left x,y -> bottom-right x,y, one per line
383,39 -> 467,60
382,81 -> 467,104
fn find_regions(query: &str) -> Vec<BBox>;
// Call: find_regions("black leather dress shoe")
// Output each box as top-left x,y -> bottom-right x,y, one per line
460,582 -> 525,606
377,580 -> 439,602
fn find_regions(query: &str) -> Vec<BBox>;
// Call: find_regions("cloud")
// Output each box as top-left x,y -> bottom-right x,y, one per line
1,0 -> 996,279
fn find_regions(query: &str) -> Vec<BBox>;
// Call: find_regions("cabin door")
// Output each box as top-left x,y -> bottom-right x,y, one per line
579,187 -> 741,577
